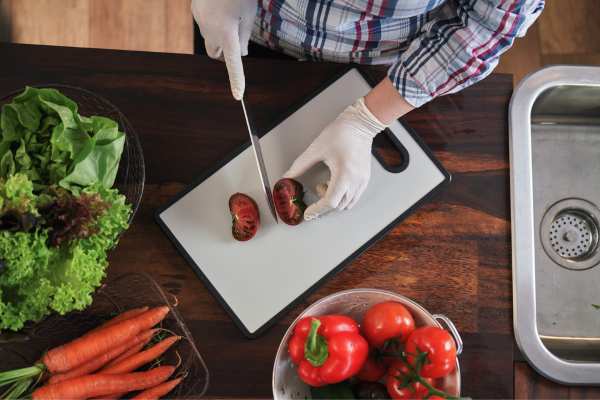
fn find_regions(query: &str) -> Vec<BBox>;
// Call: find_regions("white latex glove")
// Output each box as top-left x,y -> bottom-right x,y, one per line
284,97 -> 388,221
191,0 -> 257,100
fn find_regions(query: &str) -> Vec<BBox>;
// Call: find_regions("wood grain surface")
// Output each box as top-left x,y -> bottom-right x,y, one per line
0,42 -> 594,399
89,0 -> 192,53
537,0 -> 600,55
0,0 -> 193,53
3,0 -> 90,48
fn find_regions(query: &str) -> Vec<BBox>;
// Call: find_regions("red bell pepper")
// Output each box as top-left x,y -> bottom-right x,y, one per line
288,315 -> 369,387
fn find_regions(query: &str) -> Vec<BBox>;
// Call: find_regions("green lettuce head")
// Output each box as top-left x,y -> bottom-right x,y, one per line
0,174 -> 130,331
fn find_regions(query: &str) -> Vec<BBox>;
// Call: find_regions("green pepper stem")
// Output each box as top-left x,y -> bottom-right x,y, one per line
304,318 -> 329,367
307,319 -> 320,353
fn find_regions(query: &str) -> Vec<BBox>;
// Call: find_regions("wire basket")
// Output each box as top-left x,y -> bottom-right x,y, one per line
0,84 -> 145,220
0,273 -> 210,398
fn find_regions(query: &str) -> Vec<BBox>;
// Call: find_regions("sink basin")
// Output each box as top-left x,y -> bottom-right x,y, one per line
510,65 -> 600,384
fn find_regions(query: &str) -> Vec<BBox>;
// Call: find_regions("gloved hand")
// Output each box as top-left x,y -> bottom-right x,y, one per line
191,0 -> 257,100
284,97 -> 388,220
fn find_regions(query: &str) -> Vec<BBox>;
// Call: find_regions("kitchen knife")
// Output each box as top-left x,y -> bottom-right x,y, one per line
240,98 -> 278,223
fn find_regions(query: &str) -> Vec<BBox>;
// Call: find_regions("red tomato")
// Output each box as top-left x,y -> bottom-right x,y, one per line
357,355 -> 387,382
405,326 -> 457,379
386,360 -> 433,399
228,193 -> 260,241
362,301 -> 415,347
273,178 -> 306,225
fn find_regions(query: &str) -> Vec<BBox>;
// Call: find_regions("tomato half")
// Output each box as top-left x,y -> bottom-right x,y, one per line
405,326 -> 457,379
228,193 -> 260,241
273,178 -> 306,225
385,360 -> 433,400
362,301 -> 415,348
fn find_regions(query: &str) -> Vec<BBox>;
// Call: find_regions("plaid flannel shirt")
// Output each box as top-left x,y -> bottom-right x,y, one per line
251,0 -> 544,107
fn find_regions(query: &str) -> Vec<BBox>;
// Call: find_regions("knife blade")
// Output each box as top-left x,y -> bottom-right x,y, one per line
240,98 -> 278,223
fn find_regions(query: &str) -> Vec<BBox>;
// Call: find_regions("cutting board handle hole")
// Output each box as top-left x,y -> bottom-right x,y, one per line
372,128 -> 409,173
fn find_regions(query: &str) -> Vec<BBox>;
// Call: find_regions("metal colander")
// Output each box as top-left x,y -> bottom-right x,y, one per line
272,289 -> 462,399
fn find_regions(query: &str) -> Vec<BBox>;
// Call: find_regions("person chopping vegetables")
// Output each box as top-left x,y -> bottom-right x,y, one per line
192,0 -> 543,221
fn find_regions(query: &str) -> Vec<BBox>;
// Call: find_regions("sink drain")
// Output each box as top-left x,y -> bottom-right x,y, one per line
541,199 -> 600,270
549,211 -> 596,258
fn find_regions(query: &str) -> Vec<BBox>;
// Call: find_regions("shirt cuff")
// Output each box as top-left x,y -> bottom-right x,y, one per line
387,60 -> 434,108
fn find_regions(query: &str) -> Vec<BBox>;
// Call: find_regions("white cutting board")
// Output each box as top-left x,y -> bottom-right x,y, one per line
157,68 -> 447,337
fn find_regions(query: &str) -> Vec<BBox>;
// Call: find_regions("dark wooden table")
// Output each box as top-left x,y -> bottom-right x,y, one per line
1,42 -> 597,399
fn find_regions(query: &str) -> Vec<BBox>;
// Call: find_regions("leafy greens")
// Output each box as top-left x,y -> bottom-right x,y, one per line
0,174 -> 130,331
0,87 -> 125,191
0,87 -> 132,331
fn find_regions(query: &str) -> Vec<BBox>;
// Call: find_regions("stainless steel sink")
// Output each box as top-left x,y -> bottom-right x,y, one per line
510,65 -> 600,384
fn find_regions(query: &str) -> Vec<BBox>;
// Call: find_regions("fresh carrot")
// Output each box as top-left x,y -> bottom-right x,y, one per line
48,329 -> 157,385
131,377 -> 183,400
101,336 -> 181,374
103,340 -> 146,370
42,306 -> 169,373
47,342 -> 130,385
31,366 -> 175,400
91,392 -> 124,400
92,307 -> 150,333
95,336 -> 181,400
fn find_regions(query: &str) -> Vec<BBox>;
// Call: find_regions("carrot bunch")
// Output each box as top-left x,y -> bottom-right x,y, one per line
0,306 -> 185,400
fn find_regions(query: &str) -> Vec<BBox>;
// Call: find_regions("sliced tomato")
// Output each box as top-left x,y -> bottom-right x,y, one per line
229,193 -> 260,241
273,178 -> 306,225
